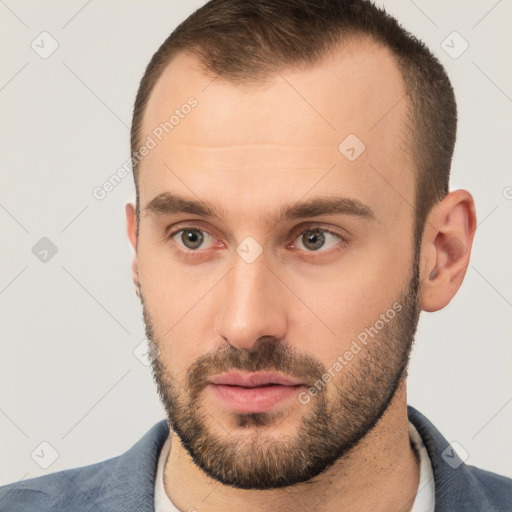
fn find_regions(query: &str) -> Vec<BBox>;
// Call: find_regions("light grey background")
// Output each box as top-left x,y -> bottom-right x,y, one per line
1,0 -> 511,486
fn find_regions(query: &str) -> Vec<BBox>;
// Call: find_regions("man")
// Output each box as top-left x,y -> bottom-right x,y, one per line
1,0 -> 510,511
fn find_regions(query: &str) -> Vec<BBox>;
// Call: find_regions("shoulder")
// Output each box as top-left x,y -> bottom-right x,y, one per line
0,419 -> 169,512
464,464 -> 512,507
408,406 -> 512,511
0,457 -> 120,511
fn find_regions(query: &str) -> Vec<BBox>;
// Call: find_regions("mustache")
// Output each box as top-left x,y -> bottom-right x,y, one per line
186,337 -> 326,397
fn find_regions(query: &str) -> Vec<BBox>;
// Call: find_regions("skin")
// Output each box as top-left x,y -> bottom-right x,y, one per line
126,37 -> 476,512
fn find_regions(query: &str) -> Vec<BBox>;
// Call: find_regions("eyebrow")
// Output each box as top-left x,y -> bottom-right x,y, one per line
144,191 -> 375,226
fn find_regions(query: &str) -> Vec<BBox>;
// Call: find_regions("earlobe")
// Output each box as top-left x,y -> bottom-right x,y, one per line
132,257 -> 141,299
125,203 -> 141,299
420,190 -> 476,312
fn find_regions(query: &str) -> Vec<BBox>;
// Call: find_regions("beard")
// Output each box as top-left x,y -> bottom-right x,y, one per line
143,250 -> 421,490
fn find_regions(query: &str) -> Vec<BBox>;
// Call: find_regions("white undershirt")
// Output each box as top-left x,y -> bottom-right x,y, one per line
154,435 -> 179,512
154,422 -> 435,512
409,421 -> 436,512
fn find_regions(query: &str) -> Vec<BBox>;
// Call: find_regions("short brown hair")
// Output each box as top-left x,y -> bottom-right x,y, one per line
131,0 -> 456,241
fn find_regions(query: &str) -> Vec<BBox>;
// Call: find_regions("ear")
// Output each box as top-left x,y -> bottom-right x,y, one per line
419,190 -> 477,312
125,203 -> 141,299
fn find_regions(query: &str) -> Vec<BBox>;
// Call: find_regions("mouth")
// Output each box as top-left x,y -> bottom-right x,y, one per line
207,371 -> 306,414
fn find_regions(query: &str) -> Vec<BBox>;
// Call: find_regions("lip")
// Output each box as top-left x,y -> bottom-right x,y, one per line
207,371 -> 306,414
209,371 -> 303,387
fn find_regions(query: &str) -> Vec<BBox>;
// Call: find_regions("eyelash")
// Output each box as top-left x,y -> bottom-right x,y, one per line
166,224 -> 347,258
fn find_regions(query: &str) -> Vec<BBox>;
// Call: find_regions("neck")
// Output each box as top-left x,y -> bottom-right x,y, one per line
163,383 -> 419,512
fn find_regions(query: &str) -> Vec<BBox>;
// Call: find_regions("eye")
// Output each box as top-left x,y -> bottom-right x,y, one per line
291,227 -> 343,252
167,224 -> 346,256
170,228 -> 216,251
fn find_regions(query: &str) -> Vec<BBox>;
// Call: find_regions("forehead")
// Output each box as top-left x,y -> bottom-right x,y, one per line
138,38 -> 414,223
143,38 -> 408,143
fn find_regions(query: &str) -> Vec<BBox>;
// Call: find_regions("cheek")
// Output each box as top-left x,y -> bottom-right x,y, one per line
138,245 -> 222,373
137,229 -> 208,309
283,244 -> 412,355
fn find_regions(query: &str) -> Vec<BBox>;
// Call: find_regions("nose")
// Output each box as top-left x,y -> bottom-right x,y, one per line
214,254 -> 288,351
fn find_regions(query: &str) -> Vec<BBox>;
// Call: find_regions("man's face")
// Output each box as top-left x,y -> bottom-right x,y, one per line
133,39 -> 421,488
